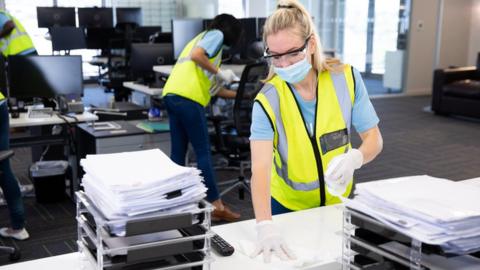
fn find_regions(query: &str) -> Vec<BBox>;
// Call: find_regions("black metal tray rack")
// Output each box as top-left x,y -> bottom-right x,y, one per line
76,191 -> 214,270
342,207 -> 480,270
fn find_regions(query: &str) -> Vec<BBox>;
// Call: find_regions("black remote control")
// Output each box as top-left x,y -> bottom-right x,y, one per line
181,225 -> 235,256
211,233 -> 235,256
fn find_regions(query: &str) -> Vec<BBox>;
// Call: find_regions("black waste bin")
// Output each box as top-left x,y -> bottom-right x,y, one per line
30,161 -> 68,203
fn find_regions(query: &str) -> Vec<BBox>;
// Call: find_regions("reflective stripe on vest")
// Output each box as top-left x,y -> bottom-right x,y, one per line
260,86 -> 319,191
0,12 -> 35,57
255,65 -> 355,210
162,31 -> 222,107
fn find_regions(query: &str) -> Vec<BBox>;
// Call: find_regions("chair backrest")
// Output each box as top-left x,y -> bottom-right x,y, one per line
0,150 -> 14,163
233,61 -> 269,137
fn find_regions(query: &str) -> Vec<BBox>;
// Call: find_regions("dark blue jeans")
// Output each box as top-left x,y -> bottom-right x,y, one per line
0,102 -> 25,229
271,197 -> 293,215
163,95 -> 220,202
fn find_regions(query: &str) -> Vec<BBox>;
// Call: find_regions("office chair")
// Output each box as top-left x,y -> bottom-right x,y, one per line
212,61 -> 269,199
0,150 -> 21,262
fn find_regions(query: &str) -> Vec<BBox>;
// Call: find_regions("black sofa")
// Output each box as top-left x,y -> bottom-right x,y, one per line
431,53 -> 480,118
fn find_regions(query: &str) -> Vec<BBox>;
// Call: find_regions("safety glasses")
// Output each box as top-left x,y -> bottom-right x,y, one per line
264,36 -> 310,66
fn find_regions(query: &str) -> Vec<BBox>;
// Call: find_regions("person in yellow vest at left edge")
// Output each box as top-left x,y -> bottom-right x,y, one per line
0,9 -> 37,57
0,9 -> 34,242
1,91 -> 30,241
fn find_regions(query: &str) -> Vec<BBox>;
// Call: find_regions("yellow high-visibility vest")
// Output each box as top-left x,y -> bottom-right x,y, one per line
254,65 -> 356,210
162,31 -> 223,107
0,11 -> 35,57
0,92 -> 4,100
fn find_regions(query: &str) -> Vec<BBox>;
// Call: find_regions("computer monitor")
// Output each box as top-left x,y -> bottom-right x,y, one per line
116,7 -> 142,26
49,26 -> 86,51
8,55 -> 83,100
171,19 -> 203,60
202,19 -> 214,30
78,7 -> 114,28
133,26 -> 162,42
238,18 -> 258,59
130,43 -> 173,83
257,17 -> 266,40
37,7 -> 76,28
152,32 -> 173,44
85,27 -> 124,49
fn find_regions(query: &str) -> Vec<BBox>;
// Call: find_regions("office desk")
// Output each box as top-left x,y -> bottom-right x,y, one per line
123,81 -> 163,107
0,205 -> 343,270
9,112 -> 98,128
9,112 -> 98,148
76,120 -> 170,155
9,112 -> 99,197
123,81 -> 163,96
153,64 -> 246,77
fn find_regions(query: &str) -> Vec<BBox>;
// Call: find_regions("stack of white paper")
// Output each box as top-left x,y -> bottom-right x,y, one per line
80,149 -> 207,234
346,175 -> 480,255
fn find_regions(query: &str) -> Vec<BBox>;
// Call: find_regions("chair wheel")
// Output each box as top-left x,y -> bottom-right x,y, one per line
9,248 -> 20,261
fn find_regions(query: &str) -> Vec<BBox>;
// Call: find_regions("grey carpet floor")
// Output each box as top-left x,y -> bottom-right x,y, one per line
1,95 -> 480,265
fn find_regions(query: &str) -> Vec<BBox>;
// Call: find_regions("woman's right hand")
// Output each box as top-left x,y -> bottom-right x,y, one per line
250,220 -> 296,263
215,69 -> 238,84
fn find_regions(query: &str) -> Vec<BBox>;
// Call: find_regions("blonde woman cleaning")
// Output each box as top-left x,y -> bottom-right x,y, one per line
249,0 -> 383,262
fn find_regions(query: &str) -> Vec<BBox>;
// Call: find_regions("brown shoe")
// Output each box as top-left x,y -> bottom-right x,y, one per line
212,205 -> 241,222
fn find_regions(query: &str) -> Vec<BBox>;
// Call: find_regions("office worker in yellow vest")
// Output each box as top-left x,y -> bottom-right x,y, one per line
162,14 -> 243,222
249,0 -> 383,262
0,10 -> 35,241
0,9 -> 36,57
0,93 -> 30,240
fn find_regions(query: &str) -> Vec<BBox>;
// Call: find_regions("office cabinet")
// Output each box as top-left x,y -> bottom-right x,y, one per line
77,120 -> 170,156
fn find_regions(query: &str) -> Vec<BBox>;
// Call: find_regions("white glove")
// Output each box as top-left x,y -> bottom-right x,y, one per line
215,69 -> 239,84
250,220 -> 296,263
325,149 -> 364,196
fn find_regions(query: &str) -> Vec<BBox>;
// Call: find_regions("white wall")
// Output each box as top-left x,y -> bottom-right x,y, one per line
246,0 -> 268,17
468,0 -> 480,65
438,0 -> 472,69
404,0 -> 440,95
177,0 -> 217,18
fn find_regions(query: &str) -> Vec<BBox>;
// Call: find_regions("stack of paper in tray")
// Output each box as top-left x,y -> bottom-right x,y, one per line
80,149 -> 207,234
345,175 -> 480,255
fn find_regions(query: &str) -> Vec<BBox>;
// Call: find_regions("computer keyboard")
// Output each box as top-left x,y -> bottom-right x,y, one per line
28,108 -> 54,118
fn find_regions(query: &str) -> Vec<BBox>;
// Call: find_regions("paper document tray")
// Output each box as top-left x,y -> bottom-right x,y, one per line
79,241 -> 207,270
76,191 -> 211,236
76,191 -> 214,270
342,207 -> 480,270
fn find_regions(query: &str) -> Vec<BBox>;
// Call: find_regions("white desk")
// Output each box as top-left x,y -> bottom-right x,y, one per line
460,177 -> 480,188
9,112 -> 98,128
123,81 -> 163,96
0,205 -> 343,270
153,64 -> 246,77
211,205 -> 343,270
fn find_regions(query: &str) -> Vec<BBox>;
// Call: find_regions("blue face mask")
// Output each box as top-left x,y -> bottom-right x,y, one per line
273,57 -> 312,84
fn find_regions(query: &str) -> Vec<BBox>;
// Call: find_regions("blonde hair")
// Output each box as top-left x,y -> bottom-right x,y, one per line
262,0 -> 342,81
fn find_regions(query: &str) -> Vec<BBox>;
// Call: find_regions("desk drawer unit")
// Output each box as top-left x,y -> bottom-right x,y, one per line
96,133 -> 170,154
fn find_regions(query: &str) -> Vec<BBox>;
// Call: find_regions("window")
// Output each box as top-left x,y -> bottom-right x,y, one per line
218,0 -> 245,18
343,0 -> 369,72
107,0 -> 176,31
56,0 -> 102,8
371,0 -> 400,74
